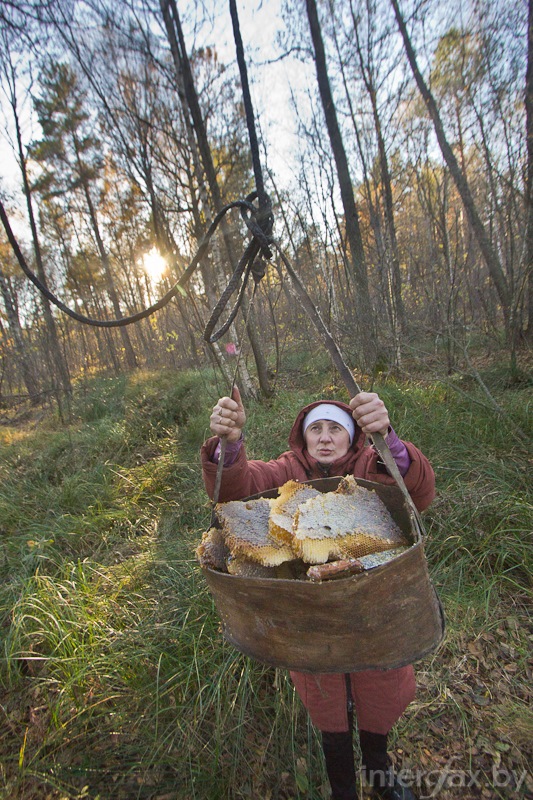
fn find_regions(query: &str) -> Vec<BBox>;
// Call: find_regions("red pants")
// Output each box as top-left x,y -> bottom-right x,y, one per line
290,666 -> 416,734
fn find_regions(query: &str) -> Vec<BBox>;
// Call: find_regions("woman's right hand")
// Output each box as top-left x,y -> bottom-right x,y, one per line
210,386 -> 246,442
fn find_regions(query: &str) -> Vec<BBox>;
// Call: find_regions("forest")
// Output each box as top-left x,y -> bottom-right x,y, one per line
0,1 -> 531,799
0,0 -> 531,403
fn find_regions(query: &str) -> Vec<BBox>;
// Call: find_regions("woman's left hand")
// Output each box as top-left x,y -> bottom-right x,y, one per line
349,392 -> 390,437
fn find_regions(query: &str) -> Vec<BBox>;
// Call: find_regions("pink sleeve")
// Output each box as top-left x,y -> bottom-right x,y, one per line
382,428 -> 411,476
212,435 -> 244,467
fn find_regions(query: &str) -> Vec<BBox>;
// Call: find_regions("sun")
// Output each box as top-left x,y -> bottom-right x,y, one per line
141,247 -> 168,281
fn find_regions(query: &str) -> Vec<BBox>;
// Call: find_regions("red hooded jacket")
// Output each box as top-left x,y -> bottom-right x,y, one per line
201,399 -> 435,511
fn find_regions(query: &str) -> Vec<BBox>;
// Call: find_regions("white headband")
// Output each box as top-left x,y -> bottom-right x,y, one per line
303,404 -> 355,444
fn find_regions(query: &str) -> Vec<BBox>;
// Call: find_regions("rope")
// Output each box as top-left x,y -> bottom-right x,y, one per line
2,188 -> 423,527
0,0 -> 274,344
229,0 -> 268,208
227,0 -> 274,261
211,279 -> 261,523
203,191 -> 273,342
0,195 -> 264,332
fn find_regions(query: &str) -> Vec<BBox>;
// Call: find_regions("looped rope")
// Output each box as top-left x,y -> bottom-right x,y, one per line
202,191 -> 273,343
201,0 -> 276,344
0,196 -> 268,330
0,0 -> 275,344
240,191 -> 274,261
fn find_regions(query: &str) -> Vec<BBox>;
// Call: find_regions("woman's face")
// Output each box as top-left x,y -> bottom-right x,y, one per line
304,419 -> 351,464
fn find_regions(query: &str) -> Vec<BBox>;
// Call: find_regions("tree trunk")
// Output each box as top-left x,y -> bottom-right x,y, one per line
10,93 -> 72,396
0,270 -> 41,403
305,0 -> 377,369
341,0 -> 406,360
369,88 -> 405,330
525,0 -> 533,339
76,159 -> 138,370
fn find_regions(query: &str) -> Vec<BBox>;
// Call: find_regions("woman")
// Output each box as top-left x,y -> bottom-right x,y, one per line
201,387 -> 435,800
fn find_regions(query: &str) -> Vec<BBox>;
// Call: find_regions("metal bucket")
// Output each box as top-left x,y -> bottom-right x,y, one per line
203,477 -> 445,672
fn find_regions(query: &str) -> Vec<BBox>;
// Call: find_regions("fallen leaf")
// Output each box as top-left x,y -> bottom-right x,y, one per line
468,640 -> 483,656
494,741 -> 511,752
471,693 -> 491,706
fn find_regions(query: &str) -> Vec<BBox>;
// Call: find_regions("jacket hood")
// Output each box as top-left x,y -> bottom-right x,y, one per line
288,399 -> 366,475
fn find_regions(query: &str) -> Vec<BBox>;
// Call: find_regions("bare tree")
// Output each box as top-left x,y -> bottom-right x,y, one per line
525,0 -> 533,338
348,0 -> 406,336
0,44 -> 72,394
389,0 -> 517,354
31,61 -> 138,369
0,248 -> 40,402
305,0 -> 377,370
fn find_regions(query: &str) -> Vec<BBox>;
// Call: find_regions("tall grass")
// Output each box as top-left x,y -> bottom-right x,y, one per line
0,362 -> 531,799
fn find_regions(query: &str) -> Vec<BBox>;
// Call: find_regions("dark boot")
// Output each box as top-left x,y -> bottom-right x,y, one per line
359,730 -> 418,800
321,729 -> 357,800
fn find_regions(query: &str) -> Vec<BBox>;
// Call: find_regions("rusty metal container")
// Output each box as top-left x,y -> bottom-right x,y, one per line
203,477 -> 445,672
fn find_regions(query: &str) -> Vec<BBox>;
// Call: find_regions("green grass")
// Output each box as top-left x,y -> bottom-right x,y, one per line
0,361 -> 531,799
